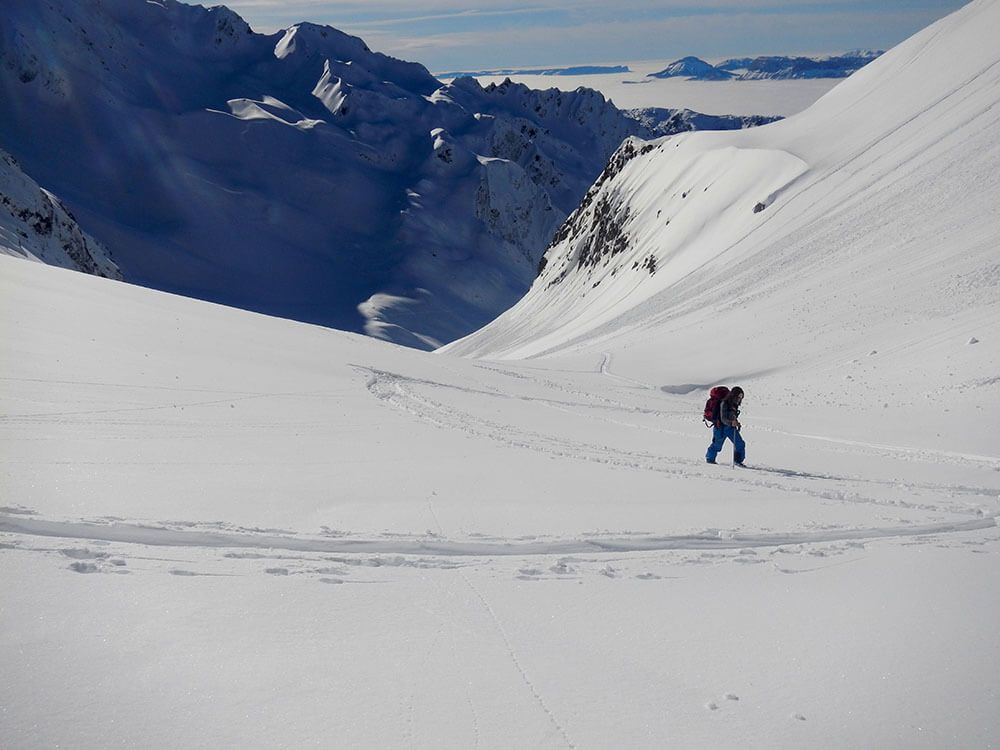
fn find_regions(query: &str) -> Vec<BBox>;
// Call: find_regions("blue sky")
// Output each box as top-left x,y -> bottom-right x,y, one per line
221,1 -> 968,73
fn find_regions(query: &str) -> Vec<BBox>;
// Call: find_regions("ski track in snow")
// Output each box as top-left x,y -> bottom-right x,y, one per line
462,570 -> 577,749
419,572 -> 485,749
3,361 -> 997,578
598,351 -> 654,390
2,506 -> 994,560
360,366 -> 997,517
595,353 -> 1000,469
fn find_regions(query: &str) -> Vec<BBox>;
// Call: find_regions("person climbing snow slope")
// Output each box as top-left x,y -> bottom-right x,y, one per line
706,386 -> 746,466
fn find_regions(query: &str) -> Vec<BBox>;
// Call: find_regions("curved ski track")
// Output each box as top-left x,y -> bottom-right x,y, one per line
361,366 -> 998,518
0,513 -> 994,558
2,365 -> 996,561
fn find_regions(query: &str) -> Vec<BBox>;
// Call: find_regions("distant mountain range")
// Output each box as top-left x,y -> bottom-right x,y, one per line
437,66 -> 631,79
649,51 -> 883,81
625,109 -> 781,136
0,0 -> 778,349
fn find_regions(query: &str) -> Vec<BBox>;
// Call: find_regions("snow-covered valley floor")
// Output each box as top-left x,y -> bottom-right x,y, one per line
2,256 -> 998,748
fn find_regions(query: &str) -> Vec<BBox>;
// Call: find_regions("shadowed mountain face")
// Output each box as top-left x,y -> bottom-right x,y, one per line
0,0 -> 653,348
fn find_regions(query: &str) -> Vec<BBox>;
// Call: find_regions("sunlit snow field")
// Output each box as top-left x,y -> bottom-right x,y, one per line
3,1 -> 1000,748
2,256 -> 998,749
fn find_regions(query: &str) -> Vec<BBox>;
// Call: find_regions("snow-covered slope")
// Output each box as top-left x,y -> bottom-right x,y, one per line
3,3 -> 998,746
0,150 -> 120,278
2,239 -> 999,748
0,0 -> 651,349
446,0 -> 1000,430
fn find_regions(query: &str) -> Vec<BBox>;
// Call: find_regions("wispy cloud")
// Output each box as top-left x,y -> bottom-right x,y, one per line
219,1 -> 966,70
225,0 -> 923,25
330,6 -> 560,29
393,8 -> 957,67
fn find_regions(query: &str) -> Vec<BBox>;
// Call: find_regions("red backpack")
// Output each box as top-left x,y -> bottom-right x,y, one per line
703,386 -> 730,427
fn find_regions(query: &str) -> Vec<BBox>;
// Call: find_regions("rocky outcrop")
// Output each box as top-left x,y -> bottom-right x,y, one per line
0,150 -> 120,279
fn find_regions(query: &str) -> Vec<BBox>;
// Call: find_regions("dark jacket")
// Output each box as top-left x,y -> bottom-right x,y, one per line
720,398 -> 741,428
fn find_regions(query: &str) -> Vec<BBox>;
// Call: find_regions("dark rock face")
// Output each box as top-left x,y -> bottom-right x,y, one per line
542,139 -> 656,288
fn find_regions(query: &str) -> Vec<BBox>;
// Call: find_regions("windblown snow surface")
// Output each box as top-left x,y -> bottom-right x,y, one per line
2,2 -> 1000,750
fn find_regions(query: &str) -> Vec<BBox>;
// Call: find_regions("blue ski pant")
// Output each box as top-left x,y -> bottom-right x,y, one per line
707,425 -> 745,463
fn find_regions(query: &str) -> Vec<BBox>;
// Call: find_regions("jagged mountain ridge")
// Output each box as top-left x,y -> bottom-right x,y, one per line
719,50 -> 883,79
0,150 -> 120,279
437,66 -> 631,78
625,108 -> 781,137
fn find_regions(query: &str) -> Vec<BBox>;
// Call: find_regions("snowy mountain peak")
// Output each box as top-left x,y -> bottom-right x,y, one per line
274,21 -> 439,97
649,57 -> 733,80
104,0 -> 258,58
275,22 -> 369,61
